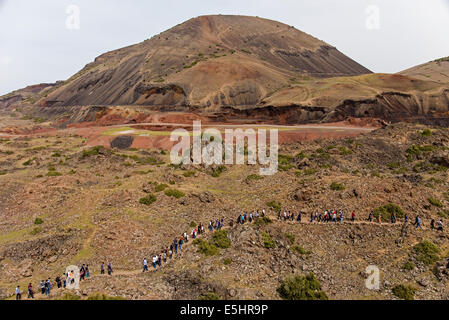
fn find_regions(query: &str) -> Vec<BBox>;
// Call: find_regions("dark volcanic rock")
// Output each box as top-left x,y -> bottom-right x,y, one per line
111,136 -> 134,149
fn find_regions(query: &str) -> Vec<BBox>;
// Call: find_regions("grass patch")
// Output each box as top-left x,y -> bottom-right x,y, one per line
392,284 -> 416,300
437,210 -> 449,219
285,233 -> 295,244
164,188 -> 185,199
254,216 -> 272,227
330,182 -> 345,191
198,293 -> 221,300
139,194 -> 157,205
30,227 -> 42,235
46,171 -> 62,177
277,273 -> 328,300
87,293 -> 125,300
223,258 -> 232,265
61,292 -> 81,300
428,197 -> 443,208
193,238 -> 219,256
247,174 -> 264,181
261,232 -> 276,249
154,183 -> 168,193
210,165 -> 226,177
34,218 -> 44,225
266,201 -> 281,212
373,203 -> 404,221
82,146 -> 105,158
212,230 -> 231,249
413,240 -> 440,265
402,261 -> 416,271
291,245 -> 311,255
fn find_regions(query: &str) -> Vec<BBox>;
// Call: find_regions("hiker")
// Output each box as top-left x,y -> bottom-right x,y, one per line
229,218 -> 234,227
249,213 -> 253,223
262,209 -> 266,217
437,220 -> 444,232
431,219 -> 436,230
40,280 -> 45,294
62,274 -> 67,288
152,256 -> 157,269
163,251 -> 167,263
333,212 -> 337,223
169,249 -> 173,260
351,211 -> 355,222
277,211 -> 281,220
143,258 -> 148,272
174,240 -> 178,254
368,211 -> 373,222
27,283 -> 34,299
404,214 -> 408,223
69,271 -> 75,284
107,262 -> 113,275
415,216 -> 422,229
55,276 -> 61,288
297,212 -> 302,222
391,213 -> 396,224
80,264 -> 85,281
15,286 -> 21,300
339,211 -> 343,223
378,214 -> 382,224
46,278 -> 51,296
310,213 -> 314,223
100,262 -> 105,275
179,238 -> 184,251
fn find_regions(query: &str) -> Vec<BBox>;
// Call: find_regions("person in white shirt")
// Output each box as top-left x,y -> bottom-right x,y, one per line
143,258 -> 148,272
15,286 -> 21,300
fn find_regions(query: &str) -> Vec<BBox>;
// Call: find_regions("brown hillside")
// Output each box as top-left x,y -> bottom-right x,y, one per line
40,15 -> 371,110
400,57 -> 449,84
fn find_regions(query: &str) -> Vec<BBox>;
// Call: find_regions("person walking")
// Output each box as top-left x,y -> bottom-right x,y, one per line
143,258 -> 148,272
100,262 -> 105,275
15,286 -> 21,300
107,262 -> 113,275
27,283 -> 34,299
40,280 -> 45,295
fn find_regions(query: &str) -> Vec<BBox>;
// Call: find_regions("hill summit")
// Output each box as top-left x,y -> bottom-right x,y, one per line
42,15 -> 371,109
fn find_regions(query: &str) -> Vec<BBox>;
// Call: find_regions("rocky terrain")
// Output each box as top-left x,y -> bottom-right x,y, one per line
0,118 -> 448,300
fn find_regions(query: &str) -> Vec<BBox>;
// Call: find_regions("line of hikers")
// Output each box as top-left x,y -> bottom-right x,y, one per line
15,207 -> 444,299
276,209 -> 444,231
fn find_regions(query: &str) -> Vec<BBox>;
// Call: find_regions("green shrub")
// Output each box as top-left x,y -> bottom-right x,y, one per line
212,230 -> 231,249
223,258 -> 232,265
198,293 -> 221,300
154,183 -> 168,193
194,238 -> 219,256
266,201 -> 281,212
402,261 -> 416,271
0,171 -> 6,175
183,170 -> 195,177
438,210 -> 449,219
46,171 -> 62,177
277,273 -> 328,300
262,232 -> 276,249
304,168 -> 318,175
392,284 -> 416,300
373,203 -> 404,221
82,146 -> 105,158
254,216 -> 272,227
291,245 -> 311,255
30,227 -> 42,235
247,174 -> 264,181
34,218 -> 44,225
330,182 -> 345,191
339,146 -> 352,155
413,240 -> 440,265
428,197 -> 443,208
164,188 -> 185,199
421,129 -> 433,136
210,165 -> 226,177
189,221 -> 197,228
285,233 -> 295,244
139,194 -> 157,205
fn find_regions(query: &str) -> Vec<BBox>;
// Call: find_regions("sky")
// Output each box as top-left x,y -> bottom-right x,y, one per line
0,0 -> 449,95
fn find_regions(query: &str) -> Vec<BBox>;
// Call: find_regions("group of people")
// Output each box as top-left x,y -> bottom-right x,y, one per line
14,206 -> 445,300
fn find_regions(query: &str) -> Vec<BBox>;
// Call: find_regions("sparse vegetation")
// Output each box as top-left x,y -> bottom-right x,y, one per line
193,238 -> 219,256
392,284 -> 416,300
413,240 -> 440,265
261,232 -> 276,249
402,261 -> 416,271
34,218 -> 44,225
330,182 -> 345,191
223,258 -> 232,265
428,197 -> 443,208
139,194 -> 157,205
212,230 -> 231,249
291,245 -> 311,255
277,273 -> 328,300
164,188 -> 185,198
198,293 -> 221,300
373,203 -> 404,221
266,200 -> 281,212
254,216 -> 272,226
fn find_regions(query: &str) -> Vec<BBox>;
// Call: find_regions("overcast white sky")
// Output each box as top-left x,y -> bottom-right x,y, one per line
1,0 -> 449,95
